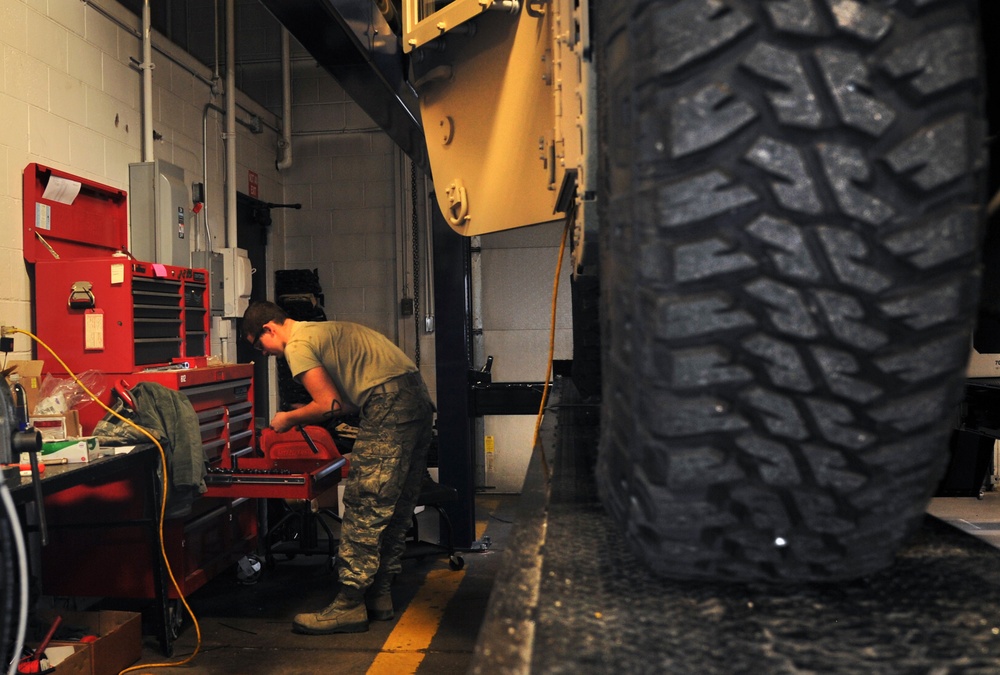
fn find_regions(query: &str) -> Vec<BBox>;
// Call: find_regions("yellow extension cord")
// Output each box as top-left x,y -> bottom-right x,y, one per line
530,219 -> 572,482
7,328 -> 202,674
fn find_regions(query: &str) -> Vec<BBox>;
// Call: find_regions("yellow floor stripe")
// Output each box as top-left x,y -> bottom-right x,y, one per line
365,509 -> 492,675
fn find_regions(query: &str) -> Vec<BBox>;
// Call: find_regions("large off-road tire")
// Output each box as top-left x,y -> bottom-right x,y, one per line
595,0 -> 987,581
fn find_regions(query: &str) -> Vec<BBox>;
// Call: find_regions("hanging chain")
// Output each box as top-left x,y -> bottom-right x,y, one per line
410,160 -> 421,367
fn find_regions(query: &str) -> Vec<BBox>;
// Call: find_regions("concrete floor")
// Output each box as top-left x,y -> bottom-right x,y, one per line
129,494 -> 517,675
928,488 -> 1000,550
119,480 -> 1000,675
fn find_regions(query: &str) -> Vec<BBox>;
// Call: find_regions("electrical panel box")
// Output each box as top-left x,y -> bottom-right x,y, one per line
129,160 -> 191,268
192,249 -> 225,316
221,247 -> 252,318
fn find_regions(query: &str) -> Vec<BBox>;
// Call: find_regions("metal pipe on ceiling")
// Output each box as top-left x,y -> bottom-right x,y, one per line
141,0 -> 153,161
276,29 -> 294,171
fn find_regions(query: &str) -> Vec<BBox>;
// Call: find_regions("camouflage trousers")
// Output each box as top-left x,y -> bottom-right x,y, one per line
336,375 -> 434,593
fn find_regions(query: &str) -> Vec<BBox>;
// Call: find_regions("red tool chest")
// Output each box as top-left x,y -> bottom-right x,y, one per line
42,485 -> 258,601
24,163 -> 208,372
79,364 -> 257,464
203,457 -> 346,500
21,164 -> 259,604
33,256 -> 210,373
40,364 -> 259,601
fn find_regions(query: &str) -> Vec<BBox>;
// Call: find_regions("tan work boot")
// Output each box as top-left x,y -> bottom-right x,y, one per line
366,573 -> 394,621
292,592 -> 369,635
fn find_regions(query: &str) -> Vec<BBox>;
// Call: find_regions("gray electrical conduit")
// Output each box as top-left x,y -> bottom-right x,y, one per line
200,101 -> 270,253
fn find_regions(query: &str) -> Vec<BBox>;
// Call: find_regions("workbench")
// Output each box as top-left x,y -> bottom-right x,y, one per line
5,445 -> 176,655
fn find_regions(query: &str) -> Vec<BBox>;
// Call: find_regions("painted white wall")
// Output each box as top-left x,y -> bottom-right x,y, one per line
479,222 -> 574,492
279,53 -> 399,338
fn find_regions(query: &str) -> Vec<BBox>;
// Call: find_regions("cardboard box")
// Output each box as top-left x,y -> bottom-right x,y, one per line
39,437 -> 102,464
33,410 -> 82,441
43,642 -> 92,675
39,610 -> 141,675
967,345 -> 1000,378
6,359 -> 44,413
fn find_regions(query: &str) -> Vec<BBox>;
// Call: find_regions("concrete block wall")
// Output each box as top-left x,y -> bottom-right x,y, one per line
280,56 -> 404,349
0,0 -> 282,364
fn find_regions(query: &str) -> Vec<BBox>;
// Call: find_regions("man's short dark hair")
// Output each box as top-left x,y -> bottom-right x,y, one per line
242,301 -> 289,342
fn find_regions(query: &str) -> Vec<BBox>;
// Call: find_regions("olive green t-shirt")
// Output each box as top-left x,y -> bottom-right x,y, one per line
284,321 -> 416,408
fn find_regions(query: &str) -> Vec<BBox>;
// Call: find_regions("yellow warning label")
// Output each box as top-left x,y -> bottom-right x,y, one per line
485,435 -> 495,474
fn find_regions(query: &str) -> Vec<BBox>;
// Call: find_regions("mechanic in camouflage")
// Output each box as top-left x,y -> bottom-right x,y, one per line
242,301 -> 434,634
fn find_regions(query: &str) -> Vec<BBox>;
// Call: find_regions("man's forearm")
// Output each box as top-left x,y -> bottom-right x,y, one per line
271,401 -> 330,432
288,400 -> 331,426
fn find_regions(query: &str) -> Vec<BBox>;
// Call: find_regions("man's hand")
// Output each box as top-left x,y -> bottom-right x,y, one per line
269,411 -> 294,434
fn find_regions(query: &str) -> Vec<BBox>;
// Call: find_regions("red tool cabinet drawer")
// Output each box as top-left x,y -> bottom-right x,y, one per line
203,457 -> 346,500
